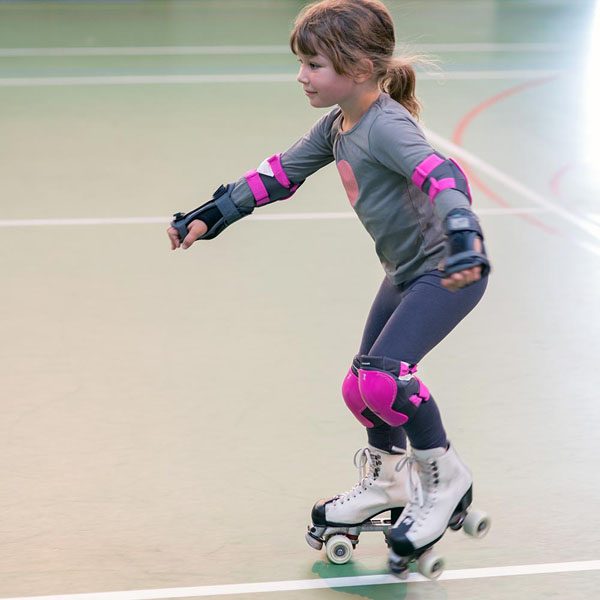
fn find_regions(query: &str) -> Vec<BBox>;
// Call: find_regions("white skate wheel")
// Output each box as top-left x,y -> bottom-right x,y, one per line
325,534 -> 354,565
463,510 -> 491,538
418,550 -> 445,580
305,532 -> 323,551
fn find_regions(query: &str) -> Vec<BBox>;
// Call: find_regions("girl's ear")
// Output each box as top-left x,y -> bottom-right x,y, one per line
352,58 -> 375,83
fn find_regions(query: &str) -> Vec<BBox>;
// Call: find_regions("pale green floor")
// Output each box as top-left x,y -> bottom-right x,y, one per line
1,1 -> 600,599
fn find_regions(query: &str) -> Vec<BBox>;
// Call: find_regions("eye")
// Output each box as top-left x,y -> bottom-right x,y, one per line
297,58 -> 321,69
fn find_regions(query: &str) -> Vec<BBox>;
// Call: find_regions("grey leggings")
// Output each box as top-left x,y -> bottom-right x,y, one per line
358,270 -> 488,451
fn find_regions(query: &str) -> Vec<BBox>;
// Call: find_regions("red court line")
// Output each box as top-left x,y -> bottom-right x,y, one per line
452,77 -> 558,234
550,162 -> 576,197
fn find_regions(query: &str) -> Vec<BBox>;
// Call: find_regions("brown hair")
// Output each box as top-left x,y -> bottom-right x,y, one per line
290,0 -> 421,118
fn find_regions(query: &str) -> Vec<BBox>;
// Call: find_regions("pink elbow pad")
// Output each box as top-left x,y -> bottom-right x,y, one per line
244,154 -> 300,207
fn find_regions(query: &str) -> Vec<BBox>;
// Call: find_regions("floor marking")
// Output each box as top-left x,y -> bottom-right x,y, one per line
406,42 -> 564,53
0,208 -> 546,229
0,43 -> 563,58
423,128 -> 600,245
0,45 -> 294,57
578,241 -> 600,256
588,213 -> 600,225
549,162 -> 576,197
1,560 -> 599,600
452,76 -> 559,234
453,78 -> 556,146
0,70 -> 561,87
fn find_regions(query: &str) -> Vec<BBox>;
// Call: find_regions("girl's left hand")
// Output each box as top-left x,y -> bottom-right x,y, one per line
441,265 -> 482,291
442,235 -> 484,291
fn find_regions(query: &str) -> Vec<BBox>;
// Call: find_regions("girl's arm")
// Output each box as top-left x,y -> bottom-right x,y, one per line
369,113 -> 490,288
168,110 -> 338,250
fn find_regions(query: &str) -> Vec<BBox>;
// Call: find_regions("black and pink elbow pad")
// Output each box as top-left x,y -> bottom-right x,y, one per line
244,154 -> 303,206
412,153 -> 472,204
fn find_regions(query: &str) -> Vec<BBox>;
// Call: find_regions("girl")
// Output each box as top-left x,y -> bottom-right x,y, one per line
167,0 -> 490,574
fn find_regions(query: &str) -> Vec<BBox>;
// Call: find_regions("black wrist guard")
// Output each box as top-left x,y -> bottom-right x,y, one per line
443,208 -> 491,277
171,184 -> 252,242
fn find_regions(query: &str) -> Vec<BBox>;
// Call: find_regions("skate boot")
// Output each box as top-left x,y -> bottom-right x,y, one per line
387,442 -> 490,579
306,446 -> 410,564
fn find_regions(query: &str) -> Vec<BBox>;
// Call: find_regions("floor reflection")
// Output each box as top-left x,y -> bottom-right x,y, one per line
311,560 -> 447,600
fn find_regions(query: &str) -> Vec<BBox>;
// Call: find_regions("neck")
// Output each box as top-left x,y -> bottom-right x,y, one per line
340,86 -> 381,131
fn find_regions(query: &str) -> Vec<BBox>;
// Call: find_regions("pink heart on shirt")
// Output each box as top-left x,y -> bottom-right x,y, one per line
337,160 -> 359,207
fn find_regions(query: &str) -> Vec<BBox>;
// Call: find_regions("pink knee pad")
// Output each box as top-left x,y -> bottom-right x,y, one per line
342,367 -> 375,428
357,361 -> 430,427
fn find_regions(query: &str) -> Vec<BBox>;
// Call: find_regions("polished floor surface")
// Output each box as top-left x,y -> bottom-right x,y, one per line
1,1 -> 600,599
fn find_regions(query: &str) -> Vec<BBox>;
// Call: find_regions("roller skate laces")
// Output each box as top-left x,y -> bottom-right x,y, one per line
394,453 -> 439,533
331,447 -> 383,508
387,446 -> 491,579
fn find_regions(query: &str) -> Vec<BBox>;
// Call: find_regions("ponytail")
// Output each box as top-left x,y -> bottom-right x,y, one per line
380,58 -> 421,119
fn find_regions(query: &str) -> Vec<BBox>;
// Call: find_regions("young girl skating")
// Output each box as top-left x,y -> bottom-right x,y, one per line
168,0 -> 490,577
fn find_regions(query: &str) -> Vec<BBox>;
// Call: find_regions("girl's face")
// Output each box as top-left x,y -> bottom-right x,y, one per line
296,52 -> 357,108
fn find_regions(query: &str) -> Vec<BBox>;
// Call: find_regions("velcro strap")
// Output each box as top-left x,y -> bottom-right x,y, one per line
445,208 -> 482,235
428,177 -> 457,201
267,154 -> 292,189
412,154 -> 472,204
412,154 -> 444,188
399,361 -> 418,376
244,170 -> 270,206
358,355 -> 418,378
409,377 -> 431,407
215,193 -> 242,225
444,250 -> 490,277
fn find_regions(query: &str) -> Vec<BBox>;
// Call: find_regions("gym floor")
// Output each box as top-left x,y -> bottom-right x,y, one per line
1,1 -> 600,599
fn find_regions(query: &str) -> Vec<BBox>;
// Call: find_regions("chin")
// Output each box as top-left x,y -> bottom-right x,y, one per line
308,96 -> 334,108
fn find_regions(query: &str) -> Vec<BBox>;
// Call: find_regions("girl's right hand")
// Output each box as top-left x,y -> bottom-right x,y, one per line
167,219 -> 208,250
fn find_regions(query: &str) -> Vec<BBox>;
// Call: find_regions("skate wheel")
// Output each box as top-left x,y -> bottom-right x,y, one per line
305,531 -> 323,551
463,509 -> 491,539
418,550 -> 445,580
388,551 -> 410,579
325,534 -> 354,565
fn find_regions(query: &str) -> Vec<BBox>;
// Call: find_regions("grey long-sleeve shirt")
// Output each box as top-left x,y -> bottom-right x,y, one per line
231,93 -> 471,285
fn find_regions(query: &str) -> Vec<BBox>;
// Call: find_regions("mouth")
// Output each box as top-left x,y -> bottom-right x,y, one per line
304,89 -> 317,96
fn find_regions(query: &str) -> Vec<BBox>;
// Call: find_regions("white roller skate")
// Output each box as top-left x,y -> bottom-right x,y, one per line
387,442 -> 491,579
305,446 -> 410,565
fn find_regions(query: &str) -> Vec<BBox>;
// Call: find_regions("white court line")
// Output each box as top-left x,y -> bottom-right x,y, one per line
408,42 -> 563,53
423,127 -> 600,246
0,208 -> 545,228
588,212 -> 600,225
0,70 -> 561,87
578,241 -> 600,256
1,560 -> 599,600
1,108 -> 596,252
0,43 -> 563,58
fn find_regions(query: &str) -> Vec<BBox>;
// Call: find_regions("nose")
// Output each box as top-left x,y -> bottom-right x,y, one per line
297,63 -> 309,85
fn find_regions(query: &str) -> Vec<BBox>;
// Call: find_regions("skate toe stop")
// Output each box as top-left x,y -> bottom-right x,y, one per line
388,531 -> 416,557
311,499 -> 329,526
